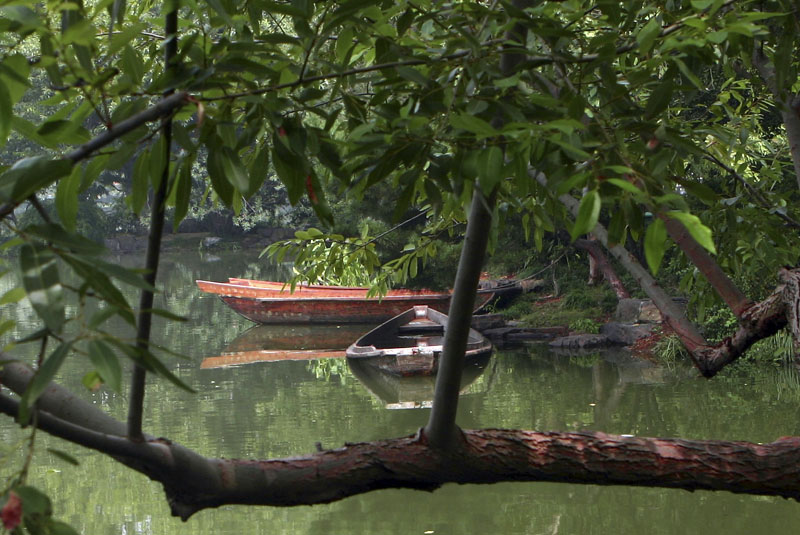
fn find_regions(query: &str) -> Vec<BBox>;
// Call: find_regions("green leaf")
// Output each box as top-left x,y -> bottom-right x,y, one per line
549,137 -> 591,160
219,147 -> 249,192
207,145 -> 235,206
26,224 -> 105,255
138,348 -> 196,393
110,0 -> 126,24
667,211 -> 716,254
605,178 -> 643,196
0,157 -> 72,203
19,343 -> 72,424
20,244 -> 64,332
36,119 -> 90,145
149,135 -> 167,190
644,217 -> 667,274
61,255 -> 135,325
56,166 -> 82,231
636,17 -> 661,54
0,54 -> 31,102
13,485 -> 52,516
477,145 -> 504,195
88,307 -> 117,329
679,180 -> 718,206
88,340 -> 122,392
449,113 -> 498,138
82,371 -> 102,391
271,144 -> 304,204
607,208 -> 627,246
0,286 -> 25,305
172,157 -> 192,229
0,319 -> 15,338
644,80 -> 674,119
143,308 -> 187,322
130,149 -> 150,214
570,190 -> 601,240
305,170 -> 333,227
246,145 -> 270,197
39,33 -> 63,86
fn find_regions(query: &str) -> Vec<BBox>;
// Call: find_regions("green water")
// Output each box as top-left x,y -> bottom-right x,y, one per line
3,250 -> 800,534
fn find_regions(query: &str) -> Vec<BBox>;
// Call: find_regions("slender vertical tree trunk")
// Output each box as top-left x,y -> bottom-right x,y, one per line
424,189 -> 495,448
424,0 -> 530,448
127,4 -> 179,440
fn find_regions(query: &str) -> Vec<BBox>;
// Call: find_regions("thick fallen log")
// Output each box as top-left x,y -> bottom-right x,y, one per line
3,359 -> 800,521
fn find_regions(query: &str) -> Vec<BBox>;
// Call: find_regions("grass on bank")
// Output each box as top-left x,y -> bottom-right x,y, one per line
500,284 -> 618,330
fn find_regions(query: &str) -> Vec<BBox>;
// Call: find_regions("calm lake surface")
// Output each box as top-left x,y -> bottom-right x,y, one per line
3,249 -> 800,534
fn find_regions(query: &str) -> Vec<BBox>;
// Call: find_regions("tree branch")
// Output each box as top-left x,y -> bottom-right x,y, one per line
753,48 -> 800,191
424,0 -> 529,449
701,153 -> 800,230
574,238 -> 630,299
127,7 -> 179,440
424,187 -> 495,448
534,171 -> 708,351
659,214 -> 752,317
538,172 -> 800,377
4,381 -> 800,522
0,91 -> 189,222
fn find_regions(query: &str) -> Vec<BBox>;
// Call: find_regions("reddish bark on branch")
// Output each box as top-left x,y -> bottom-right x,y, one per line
575,238 -> 630,299
660,215 -> 752,317
4,378 -> 800,521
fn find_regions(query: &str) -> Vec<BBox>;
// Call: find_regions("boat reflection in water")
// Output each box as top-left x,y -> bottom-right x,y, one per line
200,323 -> 372,369
348,352 -> 492,410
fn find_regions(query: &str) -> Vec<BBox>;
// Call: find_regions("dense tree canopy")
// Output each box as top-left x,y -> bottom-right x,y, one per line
1,0 -> 800,532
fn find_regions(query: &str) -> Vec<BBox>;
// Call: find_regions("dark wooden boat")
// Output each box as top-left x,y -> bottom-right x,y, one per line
345,305 -> 493,376
196,278 -> 498,324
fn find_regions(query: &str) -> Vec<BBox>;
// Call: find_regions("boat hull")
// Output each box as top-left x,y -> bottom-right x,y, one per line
218,294 -> 455,324
197,279 -> 494,324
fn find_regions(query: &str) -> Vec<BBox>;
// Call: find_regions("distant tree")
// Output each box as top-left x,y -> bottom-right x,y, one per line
1,0 -> 800,532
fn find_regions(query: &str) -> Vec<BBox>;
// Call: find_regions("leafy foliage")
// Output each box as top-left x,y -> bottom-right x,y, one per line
1,0 -> 800,527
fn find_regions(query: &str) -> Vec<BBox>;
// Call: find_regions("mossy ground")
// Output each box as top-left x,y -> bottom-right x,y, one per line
500,284 -> 617,330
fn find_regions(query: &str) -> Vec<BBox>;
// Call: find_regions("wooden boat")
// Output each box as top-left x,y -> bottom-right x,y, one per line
345,305 -> 493,376
195,277 -> 499,324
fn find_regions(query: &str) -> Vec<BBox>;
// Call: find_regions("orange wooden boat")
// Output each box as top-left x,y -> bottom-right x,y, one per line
196,278 -> 499,324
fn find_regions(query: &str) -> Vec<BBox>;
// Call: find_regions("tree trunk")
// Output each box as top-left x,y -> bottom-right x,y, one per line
424,187 -> 495,448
